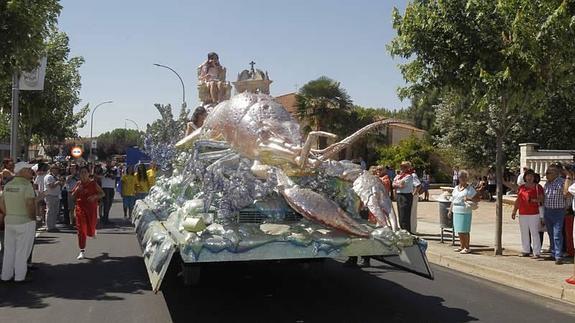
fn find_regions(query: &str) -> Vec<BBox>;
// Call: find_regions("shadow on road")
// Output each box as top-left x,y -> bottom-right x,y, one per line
0,248 -> 149,309
33,236 -> 59,245
160,259 -> 477,323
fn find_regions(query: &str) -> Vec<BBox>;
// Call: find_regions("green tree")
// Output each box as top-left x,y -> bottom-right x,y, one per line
146,103 -> 188,148
406,88 -> 440,135
42,144 -> 60,159
339,106 -> 391,164
0,0 -> 61,79
17,30 -> 88,157
0,112 -> 9,139
376,135 -> 434,174
324,104 -> 435,165
389,0 -> 575,254
520,94 -> 575,150
144,103 -> 189,170
0,0 -> 63,145
96,128 -> 144,160
296,76 -> 353,148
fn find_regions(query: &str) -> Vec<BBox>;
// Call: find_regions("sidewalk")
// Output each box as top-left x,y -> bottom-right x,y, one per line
414,189 -> 575,304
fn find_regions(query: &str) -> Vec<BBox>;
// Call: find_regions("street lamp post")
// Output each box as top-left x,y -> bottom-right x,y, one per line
125,118 -> 140,131
89,100 -> 113,161
10,72 -> 20,162
153,63 -> 186,109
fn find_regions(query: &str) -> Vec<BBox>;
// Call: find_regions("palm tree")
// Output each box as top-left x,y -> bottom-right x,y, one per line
295,76 -> 353,148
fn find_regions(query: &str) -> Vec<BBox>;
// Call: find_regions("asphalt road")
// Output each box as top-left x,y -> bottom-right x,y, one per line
1,200 -> 574,323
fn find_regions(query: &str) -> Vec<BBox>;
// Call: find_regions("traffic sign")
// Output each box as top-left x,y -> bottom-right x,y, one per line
71,146 -> 83,158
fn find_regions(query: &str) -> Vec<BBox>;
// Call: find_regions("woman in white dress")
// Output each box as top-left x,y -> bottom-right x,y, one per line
449,170 -> 480,254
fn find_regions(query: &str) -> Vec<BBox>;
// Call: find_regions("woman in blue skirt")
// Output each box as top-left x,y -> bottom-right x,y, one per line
449,170 -> 480,254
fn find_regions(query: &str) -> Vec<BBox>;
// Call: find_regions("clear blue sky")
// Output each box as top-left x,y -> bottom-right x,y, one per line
58,0 -> 409,137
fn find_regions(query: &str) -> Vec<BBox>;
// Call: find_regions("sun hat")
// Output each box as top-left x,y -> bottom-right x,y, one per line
14,162 -> 35,174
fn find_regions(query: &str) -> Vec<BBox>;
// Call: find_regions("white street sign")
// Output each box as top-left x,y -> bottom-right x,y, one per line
20,56 -> 48,91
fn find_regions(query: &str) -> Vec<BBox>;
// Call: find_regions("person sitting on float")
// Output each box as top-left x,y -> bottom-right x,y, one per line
199,52 -> 226,104
185,106 -> 208,136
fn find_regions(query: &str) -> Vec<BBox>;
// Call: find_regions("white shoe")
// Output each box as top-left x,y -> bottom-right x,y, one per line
77,250 -> 85,260
90,231 -> 97,239
460,248 -> 471,254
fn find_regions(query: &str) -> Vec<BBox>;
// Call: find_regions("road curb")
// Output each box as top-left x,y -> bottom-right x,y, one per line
426,250 -> 575,305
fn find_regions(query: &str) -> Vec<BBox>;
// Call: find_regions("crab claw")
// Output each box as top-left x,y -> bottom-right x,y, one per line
176,127 -> 202,148
352,172 -> 398,230
281,187 -> 370,238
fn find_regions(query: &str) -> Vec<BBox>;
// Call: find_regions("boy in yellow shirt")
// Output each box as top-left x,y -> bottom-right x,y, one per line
135,163 -> 150,200
146,161 -> 157,187
121,165 -> 136,218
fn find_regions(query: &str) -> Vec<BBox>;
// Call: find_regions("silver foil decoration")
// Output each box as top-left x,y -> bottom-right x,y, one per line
144,103 -> 189,172
133,93 -> 416,266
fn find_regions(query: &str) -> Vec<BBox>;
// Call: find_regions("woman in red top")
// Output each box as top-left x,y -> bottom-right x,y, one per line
511,169 -> 544,258
71,166 -> 104,260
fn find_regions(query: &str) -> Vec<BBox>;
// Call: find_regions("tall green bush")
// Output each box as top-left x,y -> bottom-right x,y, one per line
377,136 -> 432,170
376,136 -> 449,182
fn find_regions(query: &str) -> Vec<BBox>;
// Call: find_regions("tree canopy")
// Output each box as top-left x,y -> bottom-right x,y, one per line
9,30 -> 89,159
377,136 -> 433,174
0,0 -> 61,78
295,76 -> 353,147
390,1 -> 575,165
389,0 -> 575,254
1,3 -> 88,159
96,128 -> 143,160
144,103 -> 189,171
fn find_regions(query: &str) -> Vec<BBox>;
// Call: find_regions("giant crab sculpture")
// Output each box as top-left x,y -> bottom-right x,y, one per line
176,93 -> 407,237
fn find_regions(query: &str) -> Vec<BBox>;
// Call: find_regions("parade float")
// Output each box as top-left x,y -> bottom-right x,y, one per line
134,55 -> 433,292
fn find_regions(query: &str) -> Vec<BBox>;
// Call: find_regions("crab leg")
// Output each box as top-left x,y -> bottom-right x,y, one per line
299,131 -> 338,168
281,187 -> 370,238
176,127 -> 203,148
318,119 -> 408,161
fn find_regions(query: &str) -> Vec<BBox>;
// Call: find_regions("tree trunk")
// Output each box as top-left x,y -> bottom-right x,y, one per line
494,135 -> 504,255
22,126 -> 32,161
315,114 -> 327,149
18,121 -> 31,161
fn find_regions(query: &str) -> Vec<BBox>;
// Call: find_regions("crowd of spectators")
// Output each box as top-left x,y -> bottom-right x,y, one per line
456,163 -> 575,283
0,157 -> 158,282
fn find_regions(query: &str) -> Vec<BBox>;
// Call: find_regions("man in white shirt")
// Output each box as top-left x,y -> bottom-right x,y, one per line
44,165 -> 63,232
393,161 -> 415,233
33,163 -> 48,228
411,171 -> 422,233
33,163 -> 47,194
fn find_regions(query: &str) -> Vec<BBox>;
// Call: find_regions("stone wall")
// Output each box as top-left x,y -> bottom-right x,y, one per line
519,143 -> 574,182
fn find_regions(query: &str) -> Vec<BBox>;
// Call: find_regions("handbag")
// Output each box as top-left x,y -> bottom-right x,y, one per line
539,206 -> 545,218
537,185 -> 544,217
465,201 -> 479,210
537,185 -> 546,231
